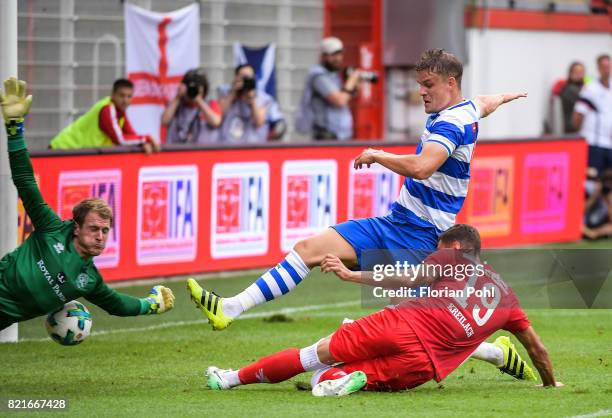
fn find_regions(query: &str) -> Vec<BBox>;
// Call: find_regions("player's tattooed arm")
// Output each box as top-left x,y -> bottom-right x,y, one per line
513,326 -> 562,388
473,92 -> 528,118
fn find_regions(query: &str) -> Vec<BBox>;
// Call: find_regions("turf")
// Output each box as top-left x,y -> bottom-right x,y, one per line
1,243 -> 612,417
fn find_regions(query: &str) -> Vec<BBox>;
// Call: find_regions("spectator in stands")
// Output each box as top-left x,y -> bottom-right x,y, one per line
583,169 -> 612,240
574,54 -> 612,176
162,68 -> 222,144
551,61 -> 585,134
50,79 -> 160,154
295,37 -> 361,140
218,64 -> 271,143
266,98 -> 286,141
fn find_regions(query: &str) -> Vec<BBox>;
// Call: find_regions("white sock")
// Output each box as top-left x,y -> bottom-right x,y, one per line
470,342 -> 503,366
222,370 -> 242,388
310,367 -> 332,388
299,341 -> 327,372
223,250 -> 311,318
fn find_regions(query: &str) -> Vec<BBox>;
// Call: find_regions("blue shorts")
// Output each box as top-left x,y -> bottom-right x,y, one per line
331,206 -> 440,269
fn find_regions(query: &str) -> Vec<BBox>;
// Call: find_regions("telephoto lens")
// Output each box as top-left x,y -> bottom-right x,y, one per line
359,71 -> 379,83
344,66 -> 379,83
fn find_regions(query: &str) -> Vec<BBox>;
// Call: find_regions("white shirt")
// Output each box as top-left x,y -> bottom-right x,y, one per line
574,79 -> 612,149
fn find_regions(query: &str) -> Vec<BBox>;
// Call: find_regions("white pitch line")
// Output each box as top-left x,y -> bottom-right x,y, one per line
567,410 -> 612,418
14,300 -> 361,343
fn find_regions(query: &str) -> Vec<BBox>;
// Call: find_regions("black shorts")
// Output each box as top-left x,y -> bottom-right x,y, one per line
588,146 -> 612,176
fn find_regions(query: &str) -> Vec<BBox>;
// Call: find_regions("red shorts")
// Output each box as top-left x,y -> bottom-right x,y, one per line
329,307 -> 434,391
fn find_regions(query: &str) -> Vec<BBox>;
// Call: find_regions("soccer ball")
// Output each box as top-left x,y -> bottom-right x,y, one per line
45,301 -> 92,346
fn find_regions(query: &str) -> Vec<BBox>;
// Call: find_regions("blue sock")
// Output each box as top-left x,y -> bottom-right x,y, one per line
223,250 -> 310,317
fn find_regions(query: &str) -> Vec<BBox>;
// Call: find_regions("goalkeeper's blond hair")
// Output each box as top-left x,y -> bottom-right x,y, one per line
72,198 -> 113,227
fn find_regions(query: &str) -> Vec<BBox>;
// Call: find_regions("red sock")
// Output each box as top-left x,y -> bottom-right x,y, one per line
238,348 -> 305,385
316,367 -> 347,385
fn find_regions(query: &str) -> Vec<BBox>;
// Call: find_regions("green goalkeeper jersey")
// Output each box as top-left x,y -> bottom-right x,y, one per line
0,130 -> 150,321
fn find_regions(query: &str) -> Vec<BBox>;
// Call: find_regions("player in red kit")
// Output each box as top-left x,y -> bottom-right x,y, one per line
205,224 -> 561,396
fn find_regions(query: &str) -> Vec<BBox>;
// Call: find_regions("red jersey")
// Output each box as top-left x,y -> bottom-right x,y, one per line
396,250 -> 530,381
99,103 -> 150,146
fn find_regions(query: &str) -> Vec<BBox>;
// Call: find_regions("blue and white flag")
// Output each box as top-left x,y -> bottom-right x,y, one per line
233,42 -> 277,99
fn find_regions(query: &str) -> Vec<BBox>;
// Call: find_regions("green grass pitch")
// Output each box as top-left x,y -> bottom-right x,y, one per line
1,241 -> 611,417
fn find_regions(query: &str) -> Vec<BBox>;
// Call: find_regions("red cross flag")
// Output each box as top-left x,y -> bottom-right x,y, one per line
124,3 -> 200,142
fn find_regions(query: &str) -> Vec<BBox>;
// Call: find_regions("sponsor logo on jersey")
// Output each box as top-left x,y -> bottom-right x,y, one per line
53,242 -> 65,254
58,169 -> 122,268
137,166 -> 198,264
76,273 -> 89,289
37,259 -> 66,302
210,162 -> 269,258
281,160 -> 337,252
56,272 -> 66,285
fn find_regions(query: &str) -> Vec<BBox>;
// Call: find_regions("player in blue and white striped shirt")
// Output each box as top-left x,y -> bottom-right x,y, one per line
188,49 -> 527,334
392,90 -> 481,234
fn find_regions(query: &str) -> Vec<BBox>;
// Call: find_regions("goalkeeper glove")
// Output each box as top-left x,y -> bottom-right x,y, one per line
0,77 -> 32,123
0,77 -> 32,139
145,285 -> 175,314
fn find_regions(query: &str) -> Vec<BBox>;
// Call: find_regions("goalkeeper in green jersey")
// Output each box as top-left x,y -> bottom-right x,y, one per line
0,77 -> 175,331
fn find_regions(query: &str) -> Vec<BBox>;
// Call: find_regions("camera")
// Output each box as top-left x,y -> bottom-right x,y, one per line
182,68 -> 208,100
239,76 -> 257,95
359,71 -> 379,83
344,67 -> 379,83
185,81 -> 199,99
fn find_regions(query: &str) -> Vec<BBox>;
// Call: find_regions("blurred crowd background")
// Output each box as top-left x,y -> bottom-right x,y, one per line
16,0 -> 610,149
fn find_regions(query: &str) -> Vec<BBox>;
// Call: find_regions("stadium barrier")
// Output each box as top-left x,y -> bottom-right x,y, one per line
21,137 -> 586,281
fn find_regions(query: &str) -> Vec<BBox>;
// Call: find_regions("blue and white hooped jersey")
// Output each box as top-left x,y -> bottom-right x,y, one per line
394,99 -> 481,232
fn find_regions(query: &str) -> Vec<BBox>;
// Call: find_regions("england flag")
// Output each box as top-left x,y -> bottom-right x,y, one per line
124,3 -> 200,142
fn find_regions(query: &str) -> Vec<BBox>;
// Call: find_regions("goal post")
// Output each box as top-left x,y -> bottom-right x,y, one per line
0,0 -> 19,343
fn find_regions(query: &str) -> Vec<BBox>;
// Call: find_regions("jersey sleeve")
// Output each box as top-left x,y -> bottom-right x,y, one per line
470,99 -> 482,120
99,104 -> 147,146
7,128 -> 63,232
84,272 -> 150,316
502,300 -> 530,333
574,86 -> 597,116
200,99 -> 222,125
425,115 -> 464,156
208,99 -> 221,116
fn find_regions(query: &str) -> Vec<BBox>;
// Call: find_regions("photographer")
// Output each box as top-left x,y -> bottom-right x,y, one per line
162,68 -> 221,144
218,64 -> 271,143
296,37 -> 373,141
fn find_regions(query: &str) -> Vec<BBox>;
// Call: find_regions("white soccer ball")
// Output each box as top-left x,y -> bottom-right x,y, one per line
45,301 -> 92,346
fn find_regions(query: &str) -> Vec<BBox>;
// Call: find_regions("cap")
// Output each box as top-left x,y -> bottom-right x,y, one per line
321,37 -> 343,55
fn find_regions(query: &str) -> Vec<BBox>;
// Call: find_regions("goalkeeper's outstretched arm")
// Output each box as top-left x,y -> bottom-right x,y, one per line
85,276 -> 175,316
1,77 -> 63,232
